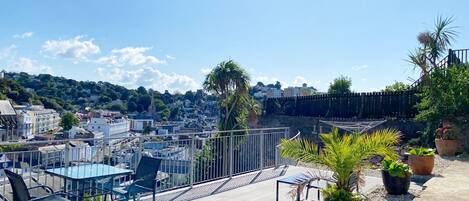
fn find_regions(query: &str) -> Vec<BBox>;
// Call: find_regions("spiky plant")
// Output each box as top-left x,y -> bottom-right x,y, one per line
408,16 -> 458,77
280,128 -> 400,200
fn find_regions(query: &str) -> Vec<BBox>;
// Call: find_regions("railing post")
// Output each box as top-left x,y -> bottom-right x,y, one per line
190,134 -> 195,187
136,137 -> 143,170
448,49 -> 453,67
229,131 -> 234,178
64,142 -> 70,168
284,127 -> 289,139
259,130 -> 264,170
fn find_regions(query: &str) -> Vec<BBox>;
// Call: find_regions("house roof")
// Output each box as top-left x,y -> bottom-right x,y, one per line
0,100 -> 16,116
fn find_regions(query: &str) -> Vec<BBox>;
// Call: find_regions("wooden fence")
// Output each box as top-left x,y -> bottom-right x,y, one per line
264,90 -> 418,119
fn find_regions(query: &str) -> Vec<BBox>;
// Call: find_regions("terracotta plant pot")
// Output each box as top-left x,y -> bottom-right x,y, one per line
382,170 -> 411,195
435,139 -> 459,156
409,155 -> 434,175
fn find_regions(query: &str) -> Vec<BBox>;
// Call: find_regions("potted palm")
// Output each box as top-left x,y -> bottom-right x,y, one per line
281,128 -> 400,201
408,147 -> 435,175
435,121 -> 459,156
381,157 -> 412,195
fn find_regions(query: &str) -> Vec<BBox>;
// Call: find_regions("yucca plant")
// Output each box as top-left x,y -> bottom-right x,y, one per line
280,128 -> 400,200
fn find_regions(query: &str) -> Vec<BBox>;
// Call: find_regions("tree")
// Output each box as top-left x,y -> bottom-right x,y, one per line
274,81 -> 282,89
328,76 -> 352,94
382,82 -> 410,92
203,60 -> 251,131
60,112 -> 79,131
281,128 -> 400,200
408,16 -> 457,79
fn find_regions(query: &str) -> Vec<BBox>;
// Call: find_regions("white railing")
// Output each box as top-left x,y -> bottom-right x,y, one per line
0,127 -> 289,200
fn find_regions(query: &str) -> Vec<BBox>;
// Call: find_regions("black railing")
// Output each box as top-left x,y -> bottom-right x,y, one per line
264,90 -> 418,119
410,49 -> 469,88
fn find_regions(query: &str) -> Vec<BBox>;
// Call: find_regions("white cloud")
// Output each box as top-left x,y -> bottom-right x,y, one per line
292,76 -> 309,86
8,57 -> 53,75
97,47 -> 165,66
352,64 -> 369,71
165,55 -> 175,60
13,32 -> 34,39
42,36 -> 100,60
0,45 -> 17,60
96,67 -> 200,93
200,67 -> 211,75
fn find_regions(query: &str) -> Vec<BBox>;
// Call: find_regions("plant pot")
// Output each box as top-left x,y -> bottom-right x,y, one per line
381,170 -> 411,195
435,139 -> 459,156
409,155 -> 434,175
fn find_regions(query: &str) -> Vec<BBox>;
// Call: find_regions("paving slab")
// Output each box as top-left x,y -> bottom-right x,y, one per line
414,160 -> 469,201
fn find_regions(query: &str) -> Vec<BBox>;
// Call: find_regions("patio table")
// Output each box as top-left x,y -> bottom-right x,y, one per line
276,173 -> 321,201
46,164 -> 133,200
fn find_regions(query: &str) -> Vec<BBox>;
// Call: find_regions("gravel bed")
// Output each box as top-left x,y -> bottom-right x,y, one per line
364,155 -> 456,201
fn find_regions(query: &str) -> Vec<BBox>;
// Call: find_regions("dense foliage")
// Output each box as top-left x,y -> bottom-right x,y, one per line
382,158 -> 411,178
328,75 -> 352,94
0,72 -> 216,119
280,128 -> 400,200
382,82 -> 410,92
60,112 -> 80,131
416,64 -> 469,145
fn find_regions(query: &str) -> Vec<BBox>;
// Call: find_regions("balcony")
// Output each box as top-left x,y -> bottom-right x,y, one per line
0,127 -> 381,201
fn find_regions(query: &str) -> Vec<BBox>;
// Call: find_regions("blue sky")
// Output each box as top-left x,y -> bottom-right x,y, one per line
0,0 -> 468,93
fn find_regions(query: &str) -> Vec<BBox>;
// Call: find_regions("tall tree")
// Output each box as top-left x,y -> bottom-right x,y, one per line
60,112 -> 79,131
203,60 -> 251,131
328,76 -> 352,94
408,16 -> 457,78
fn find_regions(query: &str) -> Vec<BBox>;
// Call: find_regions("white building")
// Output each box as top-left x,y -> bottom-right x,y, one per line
266,88 -> 282,98
38,141 -> 92,165
14,105 -> 60,135
283,83 -> 316,97
87,116 -> 130,143
16,111 -> 33,139
130,118 -> 154,132
283,87 -> 300,97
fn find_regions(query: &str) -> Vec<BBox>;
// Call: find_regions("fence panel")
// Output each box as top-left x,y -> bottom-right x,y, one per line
265,90 -> 419,119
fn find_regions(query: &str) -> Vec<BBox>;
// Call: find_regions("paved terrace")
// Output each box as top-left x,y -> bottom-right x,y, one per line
148,166 -> 381,201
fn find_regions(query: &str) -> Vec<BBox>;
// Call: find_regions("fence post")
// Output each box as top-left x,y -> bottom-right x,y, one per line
229,131 -> 234,178
259,130 -> 264,170
190,134 -> 195,187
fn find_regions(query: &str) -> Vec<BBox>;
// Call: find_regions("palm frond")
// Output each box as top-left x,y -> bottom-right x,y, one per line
280,139 -> 320,164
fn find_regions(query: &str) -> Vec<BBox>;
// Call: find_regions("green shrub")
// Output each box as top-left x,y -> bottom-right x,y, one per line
382,157 -> 411,178
321,184 -> 361,201
416,64 -> 469,146
409,147 -> 435,156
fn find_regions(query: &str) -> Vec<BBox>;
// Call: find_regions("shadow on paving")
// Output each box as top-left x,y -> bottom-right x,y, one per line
152,166 -> 289,201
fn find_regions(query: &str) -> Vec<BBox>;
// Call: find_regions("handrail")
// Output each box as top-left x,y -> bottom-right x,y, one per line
276,131 -> 300,148
410,48 -> 468,88
0,127 -> 290,146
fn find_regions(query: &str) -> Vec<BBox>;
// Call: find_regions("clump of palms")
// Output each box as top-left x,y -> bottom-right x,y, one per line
280,128 -> 400,200
408,16 -> 458,78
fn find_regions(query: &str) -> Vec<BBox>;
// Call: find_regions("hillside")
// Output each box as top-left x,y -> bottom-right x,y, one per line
0,72 -> 216,119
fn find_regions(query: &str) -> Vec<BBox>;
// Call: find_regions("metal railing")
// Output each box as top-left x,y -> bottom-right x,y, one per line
0,127 -> 290,200
410,48 -> 469,88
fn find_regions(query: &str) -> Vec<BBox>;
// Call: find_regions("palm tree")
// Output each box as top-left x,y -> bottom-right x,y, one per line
408,16 -> 458,77
280,128 -> 400,200
203,60 -> 251,131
